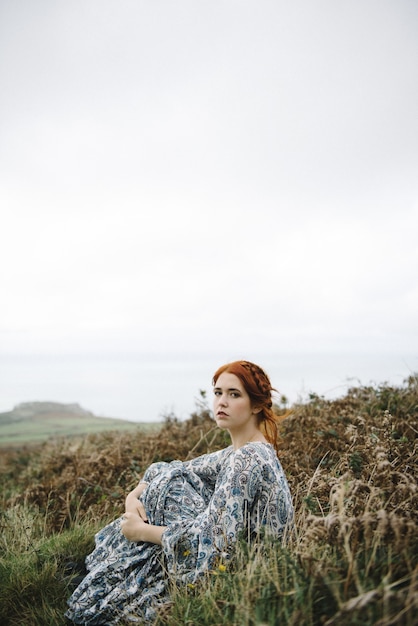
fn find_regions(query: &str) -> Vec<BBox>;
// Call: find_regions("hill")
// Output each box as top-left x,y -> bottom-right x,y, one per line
0,401 -> 156,446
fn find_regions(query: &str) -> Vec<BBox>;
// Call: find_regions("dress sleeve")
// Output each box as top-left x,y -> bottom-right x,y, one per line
161,446 -> 262,583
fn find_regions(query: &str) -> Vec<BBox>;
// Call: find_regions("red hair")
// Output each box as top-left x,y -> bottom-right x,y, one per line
212,360 -> 285,453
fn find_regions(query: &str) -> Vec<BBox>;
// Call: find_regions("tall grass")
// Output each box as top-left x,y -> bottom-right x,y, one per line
0,504 -> 96,626
0,377 -> 417,625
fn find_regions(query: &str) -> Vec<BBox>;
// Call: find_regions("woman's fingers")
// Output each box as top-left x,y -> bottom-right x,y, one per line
136,500 -> 148,522
121,512 -> 143,542
137,481 -> 148,495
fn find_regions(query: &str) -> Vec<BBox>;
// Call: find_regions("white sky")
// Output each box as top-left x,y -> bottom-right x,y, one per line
1,0 -> 417,363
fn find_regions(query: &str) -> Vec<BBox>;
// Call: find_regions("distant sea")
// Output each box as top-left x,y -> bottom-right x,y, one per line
0,353 -> 416,423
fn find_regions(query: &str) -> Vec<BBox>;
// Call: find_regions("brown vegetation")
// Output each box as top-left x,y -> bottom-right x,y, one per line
1,376 -> 417,624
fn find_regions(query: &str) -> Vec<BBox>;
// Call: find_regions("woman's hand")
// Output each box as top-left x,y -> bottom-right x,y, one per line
125,482 -> 148,521
120,512 -> 166,545
120,512 -> 148,542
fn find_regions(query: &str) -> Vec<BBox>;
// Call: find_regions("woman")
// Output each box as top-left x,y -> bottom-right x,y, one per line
66,361 -> 293,624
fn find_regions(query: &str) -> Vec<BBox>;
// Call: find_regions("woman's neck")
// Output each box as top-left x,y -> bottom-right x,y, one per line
229,428 -> 268,450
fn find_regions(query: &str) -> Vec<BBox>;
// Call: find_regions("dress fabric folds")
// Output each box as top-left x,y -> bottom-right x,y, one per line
66,442 -> 293,624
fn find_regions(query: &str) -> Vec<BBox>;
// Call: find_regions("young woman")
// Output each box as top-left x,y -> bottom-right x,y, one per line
66,361 -> 293,625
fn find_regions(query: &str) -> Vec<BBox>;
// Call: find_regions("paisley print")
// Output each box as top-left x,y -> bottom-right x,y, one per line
66,443 -> 293,624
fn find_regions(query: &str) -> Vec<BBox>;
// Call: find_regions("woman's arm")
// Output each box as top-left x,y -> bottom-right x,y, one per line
125,481 -> 148,520
121,512 -> 167,545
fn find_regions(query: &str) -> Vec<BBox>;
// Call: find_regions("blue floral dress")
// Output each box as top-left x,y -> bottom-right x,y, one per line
65,442 -> 293,624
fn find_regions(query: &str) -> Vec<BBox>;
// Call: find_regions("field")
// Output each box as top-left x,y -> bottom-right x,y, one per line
0,401 -> 157,446
0,377 -> 417,625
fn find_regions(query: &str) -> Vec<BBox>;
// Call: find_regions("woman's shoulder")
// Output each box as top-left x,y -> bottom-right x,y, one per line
234,442 -> 284,471
226,442 -> 276,468
235,441 -> 276,457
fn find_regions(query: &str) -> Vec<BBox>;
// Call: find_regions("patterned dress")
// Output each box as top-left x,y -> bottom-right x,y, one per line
65,442 -> 293,624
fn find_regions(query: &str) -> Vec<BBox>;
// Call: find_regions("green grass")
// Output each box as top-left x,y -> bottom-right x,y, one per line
0,505 -> 97,626
0,416 -> 160,446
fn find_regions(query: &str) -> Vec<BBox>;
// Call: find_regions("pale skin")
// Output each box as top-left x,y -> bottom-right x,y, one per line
120,371 -> 267,544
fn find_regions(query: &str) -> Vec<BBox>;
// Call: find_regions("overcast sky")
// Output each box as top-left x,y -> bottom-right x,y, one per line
1,0 -> 417,365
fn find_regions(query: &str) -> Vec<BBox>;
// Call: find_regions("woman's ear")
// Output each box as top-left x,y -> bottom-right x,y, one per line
252,406 -> 262,415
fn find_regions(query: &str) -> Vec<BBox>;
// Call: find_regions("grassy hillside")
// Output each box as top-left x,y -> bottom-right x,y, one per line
0,401 -> 157,446
0,376 -> 417,625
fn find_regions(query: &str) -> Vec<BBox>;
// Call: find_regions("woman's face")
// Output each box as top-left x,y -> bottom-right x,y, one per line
213,372 -> 258,432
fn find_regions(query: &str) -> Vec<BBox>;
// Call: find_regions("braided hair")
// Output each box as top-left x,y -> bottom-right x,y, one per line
212,360 -> 285,453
